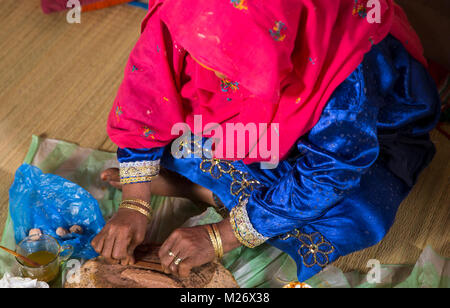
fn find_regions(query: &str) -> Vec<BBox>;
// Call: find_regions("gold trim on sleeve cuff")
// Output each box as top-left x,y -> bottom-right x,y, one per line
119,160 -> 160,184
229,199 -> 268,248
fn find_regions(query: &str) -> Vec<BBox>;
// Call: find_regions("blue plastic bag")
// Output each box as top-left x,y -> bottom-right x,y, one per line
8,164 -> 105,259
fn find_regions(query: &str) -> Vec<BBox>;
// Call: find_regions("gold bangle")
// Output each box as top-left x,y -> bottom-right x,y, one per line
120,176 -> 155,185
211,224 -> 223,259
206,225 -> 220,259
119,203 -> 152,221
121,199 -> 152,211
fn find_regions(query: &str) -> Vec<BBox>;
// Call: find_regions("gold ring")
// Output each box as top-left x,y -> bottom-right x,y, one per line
174,257 -> 182,266
168,250 -> 175,257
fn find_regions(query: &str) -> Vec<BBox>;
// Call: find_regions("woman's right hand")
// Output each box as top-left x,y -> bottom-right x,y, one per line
91,207 -> 148,265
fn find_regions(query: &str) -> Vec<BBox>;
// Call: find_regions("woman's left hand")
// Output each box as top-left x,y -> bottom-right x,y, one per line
158,225 -> 215,277
159,219 -> 241,277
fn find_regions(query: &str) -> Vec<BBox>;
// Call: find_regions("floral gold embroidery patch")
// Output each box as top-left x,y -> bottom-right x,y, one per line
280,230 -> 335,268
229,169 -> 260,203
200,158 -> 233,179
200,158 -> 261,203
298,232 -> 334,267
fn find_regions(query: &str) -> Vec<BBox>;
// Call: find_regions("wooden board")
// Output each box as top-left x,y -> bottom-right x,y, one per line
64,245 -> 239,288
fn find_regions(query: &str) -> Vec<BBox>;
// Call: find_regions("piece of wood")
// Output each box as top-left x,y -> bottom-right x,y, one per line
64,259 -> 239,288
131,261 -> 164,273
65,244 -> 239,288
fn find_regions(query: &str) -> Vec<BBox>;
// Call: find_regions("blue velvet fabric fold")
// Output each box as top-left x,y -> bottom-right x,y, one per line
117,147 -> 164,163
116,36 -> 441,281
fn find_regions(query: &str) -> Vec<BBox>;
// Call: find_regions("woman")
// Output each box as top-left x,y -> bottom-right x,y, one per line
91,0 -> 441,282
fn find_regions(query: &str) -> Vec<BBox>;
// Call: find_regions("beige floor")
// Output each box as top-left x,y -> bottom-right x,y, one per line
0,1 -> 448,274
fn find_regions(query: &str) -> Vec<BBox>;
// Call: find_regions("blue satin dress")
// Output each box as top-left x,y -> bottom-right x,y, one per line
116,36 -> 441,281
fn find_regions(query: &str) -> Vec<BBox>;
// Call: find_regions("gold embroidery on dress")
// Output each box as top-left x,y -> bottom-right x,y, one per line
200,158 -> 233,179
229,169 -> 261,203
280,230 -> 335,268
194,138 -> 266,248
200,157 -> 261,203
178,136 -> 204,157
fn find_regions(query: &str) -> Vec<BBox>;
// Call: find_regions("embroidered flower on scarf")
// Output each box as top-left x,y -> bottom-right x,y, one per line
230,0 -> 248,11
352,0 -> 367,18
142,127 -> 155,139
269,21 -> 286,42
220,79 -> 240,93
115,106 -> 123,122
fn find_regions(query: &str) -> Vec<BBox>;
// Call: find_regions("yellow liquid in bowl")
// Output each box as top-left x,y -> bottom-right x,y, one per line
26,251 -> 57,266
21,251 -> 59,282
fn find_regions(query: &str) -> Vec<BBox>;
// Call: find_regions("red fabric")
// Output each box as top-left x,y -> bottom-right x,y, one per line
107,0 -> 427,164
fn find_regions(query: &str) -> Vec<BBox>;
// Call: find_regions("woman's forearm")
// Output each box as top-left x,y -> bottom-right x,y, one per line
122,182 -> 152,202
217,218 -> 242,253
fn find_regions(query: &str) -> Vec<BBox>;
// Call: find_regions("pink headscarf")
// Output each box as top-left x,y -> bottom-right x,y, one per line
107,0 -> 426,164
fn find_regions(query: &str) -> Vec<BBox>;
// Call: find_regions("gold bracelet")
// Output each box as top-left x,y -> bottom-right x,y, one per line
121,199 -> 152,211
206,225 -> 220,259
211,224 -> 223,259
119,203 -> 152,221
